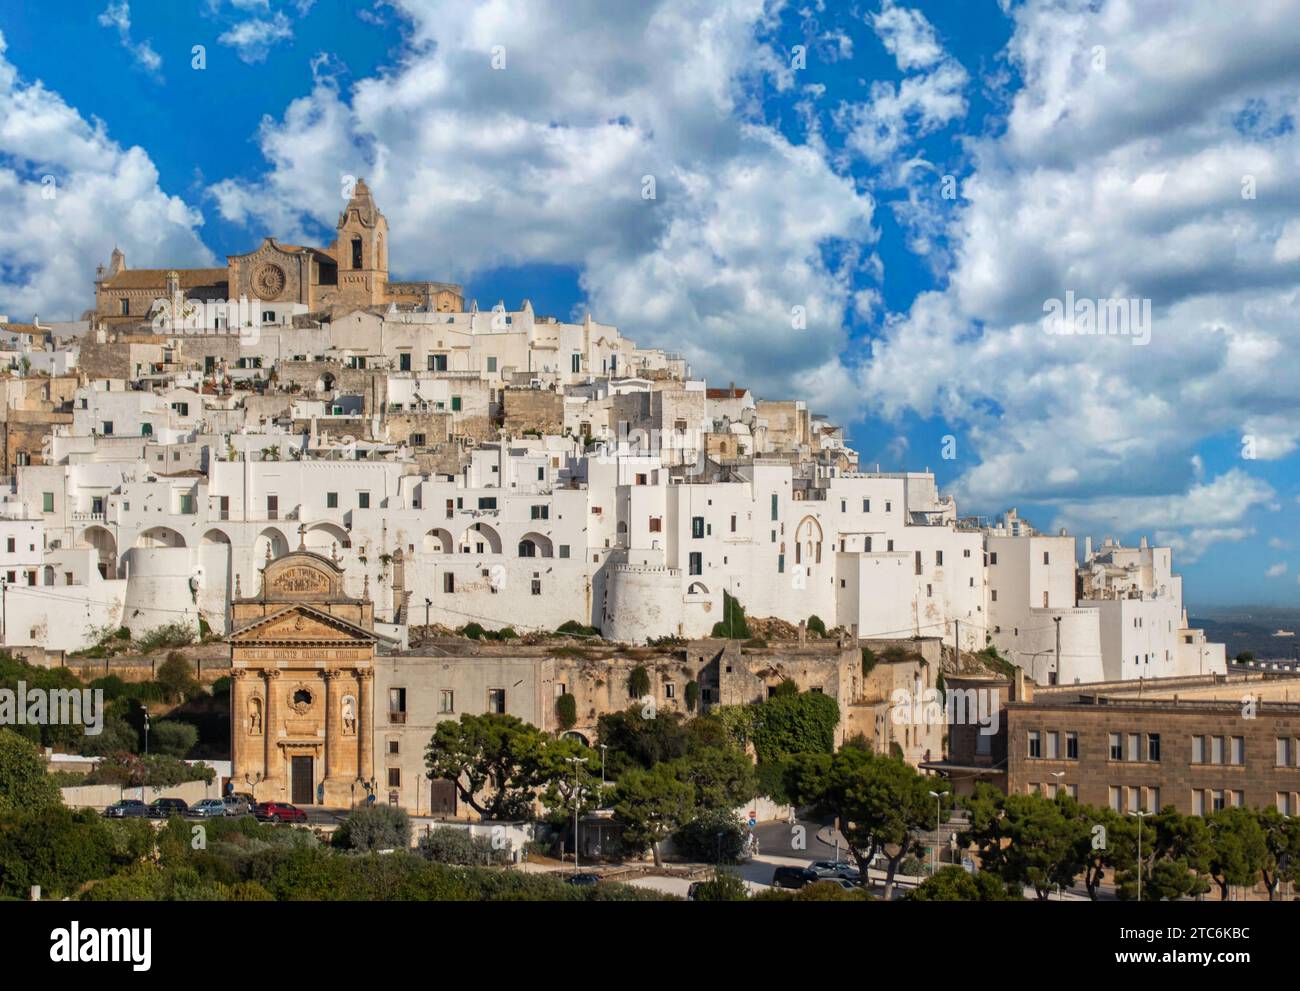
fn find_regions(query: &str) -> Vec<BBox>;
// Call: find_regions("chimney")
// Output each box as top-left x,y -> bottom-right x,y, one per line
1013,666 -> 1026,701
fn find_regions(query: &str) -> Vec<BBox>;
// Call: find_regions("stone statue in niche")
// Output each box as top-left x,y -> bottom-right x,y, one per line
249,696 -> 263,736
341,694 -> 356,735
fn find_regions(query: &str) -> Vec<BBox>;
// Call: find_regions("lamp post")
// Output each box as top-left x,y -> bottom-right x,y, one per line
1128,810 -> 1151,902
928,790 -> 944,874
599,744 -> 607,790
566,755 -> 589,875
140,704 -> 150,757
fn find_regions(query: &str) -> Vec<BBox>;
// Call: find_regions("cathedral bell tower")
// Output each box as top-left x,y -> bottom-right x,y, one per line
333,178 -> 389,308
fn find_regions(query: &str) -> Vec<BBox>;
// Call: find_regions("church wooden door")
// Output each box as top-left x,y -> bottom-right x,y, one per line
291,756 -> 314,805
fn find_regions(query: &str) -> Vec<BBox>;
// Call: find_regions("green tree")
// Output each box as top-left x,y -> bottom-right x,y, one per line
596,708 -> 691,775
614,763 -> 695,867
1207,806 -> 1268,900
1258,807 -> 1300,900
156,652 -> 196,702
671,746 -> 756,812
534,734 -> 599,823
752,690 -> 839,762
908,865 -> 1018,901
0,729 -> 61,813
424,713 -> 545,819
966,788 -> 1088,899
790,747 -> 946,899
150,720 -> 198,758
418,827 -> 508,866
805,615 -> 827,637
674,810 -> 749,864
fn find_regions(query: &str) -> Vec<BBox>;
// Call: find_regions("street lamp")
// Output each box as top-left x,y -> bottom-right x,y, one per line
1128,810 -> 1151,902
140,704 -> 150,757
928,790 -> 944,875
566,755 -> 590,875
599,744 -> 607,790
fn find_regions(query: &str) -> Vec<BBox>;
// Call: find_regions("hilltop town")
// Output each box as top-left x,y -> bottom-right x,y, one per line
9,182 -> 1300,909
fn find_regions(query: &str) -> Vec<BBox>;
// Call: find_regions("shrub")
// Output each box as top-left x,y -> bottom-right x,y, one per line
711,591 -> 750,639
627,665 -> 651,699
690,868 -> 749,901
556,620 -> 600,638
136,623 -> 196,654
156,652 -> 197,702
806,615 -> 828,637
418,827 -> 509,866
684,681 -> 699,713
0,729 -> 62,813
674,809 -> 748,863
150,720 -> 198,758
333,805 -> 411,853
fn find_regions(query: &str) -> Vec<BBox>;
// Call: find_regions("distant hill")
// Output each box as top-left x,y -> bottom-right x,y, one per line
1189,606 -> 1300,661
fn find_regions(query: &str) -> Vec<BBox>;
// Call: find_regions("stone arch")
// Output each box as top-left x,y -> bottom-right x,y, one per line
304,522 -> 349,554
561,731 -> 590,747
81,525 -> 117,578
794,515 -> 822,566
423,528 -> 453,554
687,581 -> 709,595
255,527 -> 289,562
518,532 -> 553,558
458,522 -> 501,554
201,528 -> 231,546
135,526 -> 186,549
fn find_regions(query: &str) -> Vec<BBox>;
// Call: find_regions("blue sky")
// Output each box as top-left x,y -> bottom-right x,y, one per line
1,0 -> 1298,607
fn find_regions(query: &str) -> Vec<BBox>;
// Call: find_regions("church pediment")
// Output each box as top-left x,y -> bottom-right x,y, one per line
230,604 -> 376,645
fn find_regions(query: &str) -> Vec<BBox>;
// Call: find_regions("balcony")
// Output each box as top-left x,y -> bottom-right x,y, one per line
388,711 -> 407,725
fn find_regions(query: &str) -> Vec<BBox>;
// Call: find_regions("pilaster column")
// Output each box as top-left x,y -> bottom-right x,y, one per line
230,669 -> 248,778
323,670 -> 340,781
263,668 -> 281,786
356,669 -> 374,786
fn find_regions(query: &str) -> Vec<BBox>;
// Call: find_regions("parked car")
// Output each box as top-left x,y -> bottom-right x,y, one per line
770,866 -> 821,889
187,799 -> 227,819
147,797 -> 189,819
564,873 -> 602,887
254,802 -> 307,823
810,860 -> 855,877
222,795 -> 252,816
103,799 -> 149,819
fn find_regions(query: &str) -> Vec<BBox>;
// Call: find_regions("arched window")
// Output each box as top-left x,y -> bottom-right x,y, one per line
351,236 -> 363,269
519,539 -> 537,558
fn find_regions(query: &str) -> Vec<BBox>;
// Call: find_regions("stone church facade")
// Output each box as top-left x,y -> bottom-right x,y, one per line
228,550 -> 379,808
92,179 -> 464,327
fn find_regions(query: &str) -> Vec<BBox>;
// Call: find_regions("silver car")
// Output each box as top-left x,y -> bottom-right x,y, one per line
188,799 -> 227,819
222,795 -> 252,817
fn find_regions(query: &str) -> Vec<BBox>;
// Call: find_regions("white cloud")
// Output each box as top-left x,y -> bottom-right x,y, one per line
208,0 -> 877,418
0,32 -> 213,320
861,0 -> 1300,531
218,12 -> 295,63
870,0 -> 944,71
97,1 -> 162,76
1267,562 -> 1288,577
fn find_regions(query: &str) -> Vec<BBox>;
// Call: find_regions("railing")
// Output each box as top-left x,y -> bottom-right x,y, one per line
388,711 -> 407,724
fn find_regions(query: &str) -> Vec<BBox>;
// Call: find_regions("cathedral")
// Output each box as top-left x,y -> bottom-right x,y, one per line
92,180 -> 464,327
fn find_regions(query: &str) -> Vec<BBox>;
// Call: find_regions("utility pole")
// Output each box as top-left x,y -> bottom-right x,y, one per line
1053,615 -> 1062,685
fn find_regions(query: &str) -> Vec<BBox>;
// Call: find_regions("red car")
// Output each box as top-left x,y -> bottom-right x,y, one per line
254,802 -> 308,823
